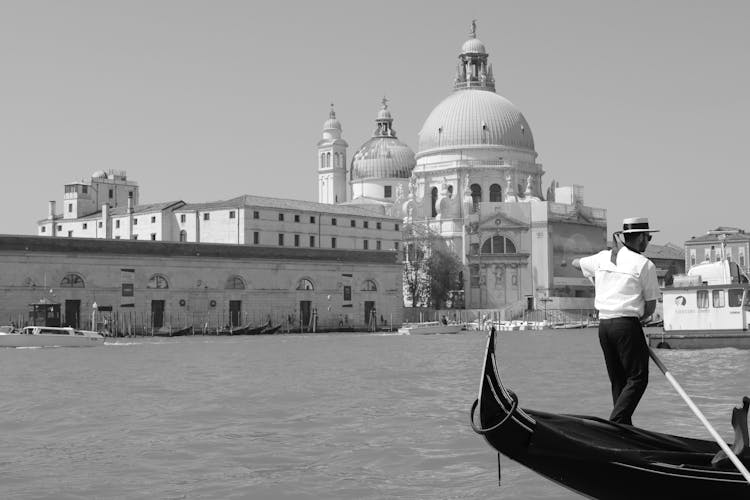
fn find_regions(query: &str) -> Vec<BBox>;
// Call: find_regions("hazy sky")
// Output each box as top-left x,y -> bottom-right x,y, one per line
1,1 -> 748,246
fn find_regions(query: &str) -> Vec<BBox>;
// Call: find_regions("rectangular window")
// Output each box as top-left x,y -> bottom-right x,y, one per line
133,218 -> 138,225
151,216 -> 156,223
229,211 -> 236,219
180,214 -> 186,223
57,225 -> 62,231
253,231 -> 259,244
690,249 -> 696,267
82,186 -> 88,194
310,216 -> 316,223
41,226 -> 46,233
376,222 -> 381,230
203,213 -> 210,221
279,213 -> 284,221
395,223 -> 400,232
376,240 -> 381,250
363,240 -> 369,250
364,221 -> 369,229
740,248 -> 746,268
712,290 -> 725,308
253,211 -> 260,219
278,234 -> 284,246
332,218 -> 337,226
331,237 -> 337,248
68,203 -> 73,213
697,290 -> 709,309
82,223 -> 87,230
115,220 -> 120,229
133,234 -> 138,240
67,230 -> 73,237
350,220 -> 356,227
294,234 -> 300,247
384,185 -> 392,198
109,189 -> 113,198
343,285 -> 352,301
98,222 -> 102,228
294,214 -> 300,222
394,242 -> 399,250
729,289 -> 744,307
151,233 -> 157,241
309,235 -> 315,247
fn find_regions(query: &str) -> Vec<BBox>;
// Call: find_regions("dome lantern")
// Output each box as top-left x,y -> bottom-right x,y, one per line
454,20 -> 495,92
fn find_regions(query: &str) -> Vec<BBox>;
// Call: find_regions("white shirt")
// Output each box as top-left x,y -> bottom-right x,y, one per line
579,246 -> 660,320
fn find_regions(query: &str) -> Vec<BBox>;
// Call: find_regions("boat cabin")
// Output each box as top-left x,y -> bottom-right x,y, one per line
21,326 -> 82,336
662,260 -> 750,333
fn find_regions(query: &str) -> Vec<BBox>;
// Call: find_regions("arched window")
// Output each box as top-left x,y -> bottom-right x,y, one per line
320,153 -> 325,169
481,236 -> 517,254
296,278 -> 314,291
60,273 -> 84,288
326,152 -> 331,169
447,185 -> 453,198
147,274 -> 169,289
334,152 -> 339,168
489,184 -> 502,202
225,275 -> 246,290
471,184 -> 482,212
361,279 -> 377,291
179,230 -> 187,242
431,187 -> 438,217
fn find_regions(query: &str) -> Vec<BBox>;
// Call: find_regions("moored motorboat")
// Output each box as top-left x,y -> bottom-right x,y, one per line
470,329 -> 750,499
152,325 -> 193,337
397,321 -> 462,335
0,326 -> 105,348
649,246 -> 750,349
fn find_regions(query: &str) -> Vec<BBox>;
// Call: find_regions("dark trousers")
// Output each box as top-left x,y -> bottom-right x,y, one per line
598,317 -> 649,425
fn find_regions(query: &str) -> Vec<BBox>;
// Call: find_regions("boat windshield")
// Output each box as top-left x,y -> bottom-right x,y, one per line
729,289 -> 744,307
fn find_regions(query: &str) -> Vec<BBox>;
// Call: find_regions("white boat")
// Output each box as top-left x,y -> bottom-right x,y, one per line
397,321 -> 463,335
0,325 -> 105,348
648,254 -> 750,349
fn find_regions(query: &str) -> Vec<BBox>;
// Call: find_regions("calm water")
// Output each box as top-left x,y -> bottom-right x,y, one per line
1,330 -> 748,499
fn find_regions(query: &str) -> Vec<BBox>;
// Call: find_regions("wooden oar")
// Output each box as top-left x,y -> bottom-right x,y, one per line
648,347 -> 750,484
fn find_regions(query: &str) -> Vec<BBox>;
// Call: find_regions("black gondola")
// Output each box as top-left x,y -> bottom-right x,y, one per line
470,329 -> 750,499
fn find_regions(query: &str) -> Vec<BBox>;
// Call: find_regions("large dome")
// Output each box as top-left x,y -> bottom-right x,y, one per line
418,89 -> 535,154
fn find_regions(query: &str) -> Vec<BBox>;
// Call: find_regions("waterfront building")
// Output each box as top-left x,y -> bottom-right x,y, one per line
685,227 -> 750,274
0,235 -> 402,332
643,243 -> 686,287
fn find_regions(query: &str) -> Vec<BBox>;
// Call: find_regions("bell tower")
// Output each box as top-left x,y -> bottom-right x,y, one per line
317,104 -> 348,204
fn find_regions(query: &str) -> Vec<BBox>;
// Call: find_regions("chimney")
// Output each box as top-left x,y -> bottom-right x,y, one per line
127,192 -> 134,213
48,200 -> 56,219
102,204 -> 110,239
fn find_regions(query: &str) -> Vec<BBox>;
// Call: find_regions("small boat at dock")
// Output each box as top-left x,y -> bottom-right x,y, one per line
0,325 -> 104,348
397,321 -> 462,335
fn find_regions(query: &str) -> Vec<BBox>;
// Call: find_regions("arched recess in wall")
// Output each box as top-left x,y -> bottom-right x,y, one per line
147,274 -> 169,289
179,230 -> 187,242
296,278 -> 315,291
470,184 -> 482,212
361,279 -> 377,291
489,184 -> 502,202
60,273 -> 85,288
481,235 -> 517,254
225,275 -> 246,290
431,187 -> 438,217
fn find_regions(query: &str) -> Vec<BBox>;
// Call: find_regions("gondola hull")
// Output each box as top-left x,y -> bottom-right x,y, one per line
471,330 -> 750,499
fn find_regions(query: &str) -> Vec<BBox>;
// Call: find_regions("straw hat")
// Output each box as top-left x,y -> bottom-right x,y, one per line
621,217 -> 659,234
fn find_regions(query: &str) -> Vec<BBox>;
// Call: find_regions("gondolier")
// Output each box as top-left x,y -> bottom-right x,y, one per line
572,217 -> 660,425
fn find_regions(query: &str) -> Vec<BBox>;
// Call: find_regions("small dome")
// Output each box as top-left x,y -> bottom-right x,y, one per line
351,137 -> 415,180
92,170 -> 107,179
323,104 -> 341,131
461,37 -> 486,54
377,107 -> 392,120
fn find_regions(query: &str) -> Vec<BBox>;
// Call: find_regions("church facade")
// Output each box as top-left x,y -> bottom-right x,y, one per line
318,24 -> 607,313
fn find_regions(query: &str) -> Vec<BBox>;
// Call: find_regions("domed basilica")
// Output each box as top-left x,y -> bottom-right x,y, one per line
318,22 -> 608,312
